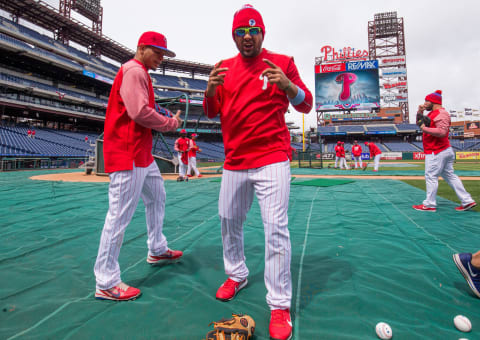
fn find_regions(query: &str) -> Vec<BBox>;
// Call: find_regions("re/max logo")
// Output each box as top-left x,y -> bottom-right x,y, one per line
346,60 -> 378,71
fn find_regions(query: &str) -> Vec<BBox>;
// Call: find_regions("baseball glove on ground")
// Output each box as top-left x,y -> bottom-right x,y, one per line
204,313 -> 255,340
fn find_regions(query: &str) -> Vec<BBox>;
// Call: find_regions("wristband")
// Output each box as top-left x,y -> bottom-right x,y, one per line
283,80 -> 292,92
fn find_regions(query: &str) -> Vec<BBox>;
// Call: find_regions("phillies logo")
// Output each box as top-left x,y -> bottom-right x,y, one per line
259,74 -> 268,90
335,73 -> 357,101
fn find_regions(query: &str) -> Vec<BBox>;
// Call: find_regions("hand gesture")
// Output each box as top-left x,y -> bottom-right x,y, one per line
206,61 -> 228,97
173,110 -> 183,127
261,59 -> 290,91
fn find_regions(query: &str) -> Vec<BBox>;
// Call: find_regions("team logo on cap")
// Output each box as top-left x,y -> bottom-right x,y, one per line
249,19 -> 256,26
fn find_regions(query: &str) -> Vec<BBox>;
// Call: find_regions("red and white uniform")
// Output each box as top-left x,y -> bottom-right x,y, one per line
94,59 -> 179,290
367,142 -> 382,171
334,144 -> 342,168
421,108 -> 474,208
339,144 -> 349,169
203,48 -> 312,310
352,144 -> 362,168
174,137 -> 191,177
187,139 -> 201,176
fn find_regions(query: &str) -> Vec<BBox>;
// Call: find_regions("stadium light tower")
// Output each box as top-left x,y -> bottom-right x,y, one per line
368,12 -> 409,122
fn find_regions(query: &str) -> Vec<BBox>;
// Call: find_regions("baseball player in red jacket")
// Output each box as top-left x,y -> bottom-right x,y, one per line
334,141 -> 342,168
339,141 -> 349,169
351,140 -> 362,169
94,31 -> 183,302
203,5 -> 312,339
187,133 -> 202,177
174,129 -> 191,180
365,141 -> 382,171
412,90 -> 476,212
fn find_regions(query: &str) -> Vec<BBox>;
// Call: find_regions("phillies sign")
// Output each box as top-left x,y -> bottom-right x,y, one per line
320,45 -> 369,62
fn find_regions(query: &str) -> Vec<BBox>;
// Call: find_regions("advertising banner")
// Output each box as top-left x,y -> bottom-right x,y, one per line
322,152 -> 335,160
413,152 -> 425,160
315,61 -> 380,111
379,56 -> 406,66
382,68 -> 407,77
361,152 -> 370,160
456,152 -> 480,160
381,152 -> 402,160
383,81 -> 407,89
466,122 -> 479,130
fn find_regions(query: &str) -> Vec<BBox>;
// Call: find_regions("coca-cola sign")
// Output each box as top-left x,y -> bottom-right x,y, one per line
318,63 -> 346,73
320,45 -> 369,62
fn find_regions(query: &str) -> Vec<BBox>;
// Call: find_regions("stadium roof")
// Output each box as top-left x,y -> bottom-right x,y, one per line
0,0 -> 213,76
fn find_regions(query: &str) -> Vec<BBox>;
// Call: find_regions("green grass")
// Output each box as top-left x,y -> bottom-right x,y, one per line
401,179 -> 480,212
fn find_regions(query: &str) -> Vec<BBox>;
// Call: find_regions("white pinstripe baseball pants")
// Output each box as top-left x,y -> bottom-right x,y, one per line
373,154 -> 381,171
353,156 -> 362,168
94,161 -> 169,290
423,147 -> 474,208
178,153 -> 187,177
219,160 -> 292,310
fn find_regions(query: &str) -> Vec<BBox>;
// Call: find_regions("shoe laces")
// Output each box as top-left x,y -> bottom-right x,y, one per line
223,279 -> 239,289
271,309 -> 288,325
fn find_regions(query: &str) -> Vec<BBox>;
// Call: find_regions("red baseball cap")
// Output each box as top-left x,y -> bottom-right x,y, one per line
191,133 -> 198,137
180,129 -> 186,134
364,141 -> 369,145
138,31 -> 175,58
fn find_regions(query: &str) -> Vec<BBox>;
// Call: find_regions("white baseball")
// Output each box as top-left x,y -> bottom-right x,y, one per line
454,315 -> 472,332
375,322 -> 393,339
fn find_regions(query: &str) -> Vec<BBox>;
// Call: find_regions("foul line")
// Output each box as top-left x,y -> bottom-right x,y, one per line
7,212 -> 219,340
371,185 -> 457,253
294,187 -> 321,339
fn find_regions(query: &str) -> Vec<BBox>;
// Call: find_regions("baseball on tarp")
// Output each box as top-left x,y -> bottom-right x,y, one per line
375,322 -> 393,339
454,315 -> 472,332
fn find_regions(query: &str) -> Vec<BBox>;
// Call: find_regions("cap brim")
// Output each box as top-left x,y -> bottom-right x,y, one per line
151,45 -> 176,58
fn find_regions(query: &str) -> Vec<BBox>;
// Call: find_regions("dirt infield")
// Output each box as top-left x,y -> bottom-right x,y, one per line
29,171 -> 480,183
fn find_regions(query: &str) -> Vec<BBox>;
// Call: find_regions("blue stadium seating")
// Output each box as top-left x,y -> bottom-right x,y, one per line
337,125 -> 365,133
383,141 -> 420,152
396,124 -> 419,132
0,126 -> 99,157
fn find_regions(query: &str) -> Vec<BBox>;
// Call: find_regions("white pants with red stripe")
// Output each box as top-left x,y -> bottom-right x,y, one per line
334,156 -> 340,168
423,147 -> 474,208
219,160 -> 291,310
187,156 -> 200,176
94,161 -> 169,290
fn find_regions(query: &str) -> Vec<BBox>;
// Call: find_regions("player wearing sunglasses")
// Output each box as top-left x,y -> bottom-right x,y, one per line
203,4 -> 312,340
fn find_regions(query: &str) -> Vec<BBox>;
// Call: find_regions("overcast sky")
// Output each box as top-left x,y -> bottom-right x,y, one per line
47,0 -> 480,129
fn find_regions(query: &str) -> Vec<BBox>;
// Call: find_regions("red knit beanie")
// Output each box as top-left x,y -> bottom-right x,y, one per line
232,4 -> 265,39
425,90 -> 442,105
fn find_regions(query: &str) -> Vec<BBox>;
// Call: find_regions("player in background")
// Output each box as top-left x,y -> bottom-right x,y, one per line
203,5 -> 313,339
364,141 -> 382,171
412,90 -> 476,212
187,133 -> 202,177
339,141 -> 349,170
174,129 -> 190,181
94,31 -> 183,301
351,140 -> 362,169
334,141 -> 342,168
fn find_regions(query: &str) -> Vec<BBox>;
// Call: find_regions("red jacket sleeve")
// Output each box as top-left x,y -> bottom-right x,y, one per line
286,58 -> 313,114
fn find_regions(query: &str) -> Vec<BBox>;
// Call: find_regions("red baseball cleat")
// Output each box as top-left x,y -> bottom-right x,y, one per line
412,204 -> 436,212
147,249 -> 183,264
95,283 -> 141,301
215,278 -> 248,301
187,174 -> 193,177
197,174 -> 203,178
269,309 -> 292,340
455,201 -> 477,211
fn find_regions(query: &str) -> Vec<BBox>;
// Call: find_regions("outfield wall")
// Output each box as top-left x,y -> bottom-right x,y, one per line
320,151 -> 480,161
